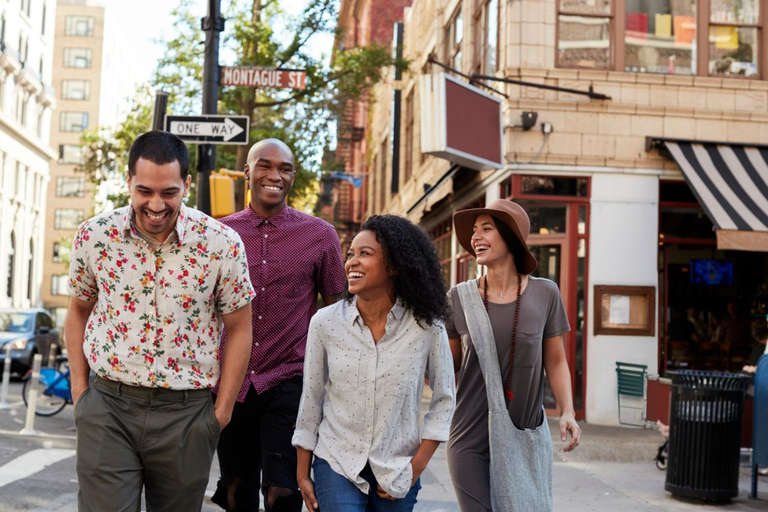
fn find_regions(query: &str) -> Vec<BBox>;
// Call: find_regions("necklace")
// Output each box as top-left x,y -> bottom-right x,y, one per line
483,273 -> 522,401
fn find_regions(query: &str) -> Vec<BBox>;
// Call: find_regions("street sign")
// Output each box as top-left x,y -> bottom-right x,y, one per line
165,115 -> 249,145
220,66 -> 306,90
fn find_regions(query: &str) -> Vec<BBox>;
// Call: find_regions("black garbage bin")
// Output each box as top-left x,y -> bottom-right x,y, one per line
665,370 -> 750,501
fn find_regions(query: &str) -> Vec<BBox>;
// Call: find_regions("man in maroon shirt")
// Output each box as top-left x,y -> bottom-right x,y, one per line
212,139 -> 346,512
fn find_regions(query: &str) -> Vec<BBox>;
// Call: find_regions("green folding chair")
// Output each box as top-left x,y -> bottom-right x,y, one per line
616,361 -> 648,427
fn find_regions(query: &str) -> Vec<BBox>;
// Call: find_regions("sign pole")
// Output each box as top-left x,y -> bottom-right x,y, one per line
198,0 -> 224,215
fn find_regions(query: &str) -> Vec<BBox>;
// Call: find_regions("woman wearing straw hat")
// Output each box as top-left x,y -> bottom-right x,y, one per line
445,199 -> 581,512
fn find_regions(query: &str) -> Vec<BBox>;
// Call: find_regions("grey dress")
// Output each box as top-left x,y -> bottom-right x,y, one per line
445,277 -> 570,511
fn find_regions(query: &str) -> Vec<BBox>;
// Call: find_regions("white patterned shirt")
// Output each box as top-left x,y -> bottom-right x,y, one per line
292,297 -> 456,499
67,205 -> 255,389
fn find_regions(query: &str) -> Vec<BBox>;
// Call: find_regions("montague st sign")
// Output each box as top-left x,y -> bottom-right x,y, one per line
221,66 -> 307,90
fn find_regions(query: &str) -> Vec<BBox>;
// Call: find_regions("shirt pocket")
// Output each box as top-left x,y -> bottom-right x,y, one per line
327,345 -> 362,391
512,331 -> 543,368
380,349 -> 424,398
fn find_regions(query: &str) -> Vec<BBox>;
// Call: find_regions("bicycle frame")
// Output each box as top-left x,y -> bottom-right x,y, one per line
28,367 -> 72,403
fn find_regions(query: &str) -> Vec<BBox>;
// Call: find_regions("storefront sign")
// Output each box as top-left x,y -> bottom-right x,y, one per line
419,73 -> 503,171
220,66 -> 307,90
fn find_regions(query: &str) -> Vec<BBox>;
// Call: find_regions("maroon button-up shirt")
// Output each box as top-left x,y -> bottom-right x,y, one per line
215,206 -> 346,401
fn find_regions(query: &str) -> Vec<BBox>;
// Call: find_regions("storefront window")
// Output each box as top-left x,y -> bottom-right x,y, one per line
521,176 -> 588,197
525,204 -> 568,235
660,207 -> 716,240
708,26 -> 758,76
624,0 -> 696,75
558,15 -> 612,69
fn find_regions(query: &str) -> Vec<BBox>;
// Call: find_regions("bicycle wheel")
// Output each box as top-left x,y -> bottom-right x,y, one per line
22,370 -> 68,416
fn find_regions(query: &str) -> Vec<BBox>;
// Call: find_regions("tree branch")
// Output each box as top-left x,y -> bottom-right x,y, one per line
252,68 -> 353,107
277,0 -> 333,67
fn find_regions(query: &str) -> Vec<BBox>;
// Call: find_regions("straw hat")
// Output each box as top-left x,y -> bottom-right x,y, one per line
452,199 -> 538,274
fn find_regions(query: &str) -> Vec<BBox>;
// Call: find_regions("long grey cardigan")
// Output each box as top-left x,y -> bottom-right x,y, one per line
456,281 -> 553,512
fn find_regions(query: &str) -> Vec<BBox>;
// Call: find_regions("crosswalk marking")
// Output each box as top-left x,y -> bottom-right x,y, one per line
0,448 -> 75,488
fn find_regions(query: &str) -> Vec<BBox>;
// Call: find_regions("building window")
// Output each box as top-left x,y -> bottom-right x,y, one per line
474,0 -> 499,74
63,48 -> 93,68
430,220 -> 454,287
20,0 -> 30,18
51,275 -> 68,296
56,176 -> 85,197
41,4 -> 46,35
14,162 -> 22,198
403,91 -> 414,184
52,241 -> 70,263
65,16 -> 94,36
379,138 -> 388,209
26,239 -> 33,301
60,112 -> 88,132
445,5 -> 464,70
7,232 -> 14,299
59,144 -> 84,164
61,79 -> 90,100
54,209 -> 83,230
709,0 -> 759,77
558,0 -> 612,69
558,0 -> 762,77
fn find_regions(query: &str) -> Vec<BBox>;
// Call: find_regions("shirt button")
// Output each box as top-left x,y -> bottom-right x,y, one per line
258,316 -> 262,320
251,370 -> 255,375
262,260 -> 266,264
264,234 -> 268,238
254,342 -> 260,347
261,287 -> 265,292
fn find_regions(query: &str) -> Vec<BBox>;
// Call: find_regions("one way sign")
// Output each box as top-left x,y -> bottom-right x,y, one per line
165,115 -> 250,145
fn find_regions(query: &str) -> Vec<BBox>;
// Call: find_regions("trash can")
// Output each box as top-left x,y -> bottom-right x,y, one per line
665,371 -> 750,501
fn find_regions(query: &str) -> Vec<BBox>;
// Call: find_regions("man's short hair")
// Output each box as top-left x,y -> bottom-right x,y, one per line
128,131 -> 190,179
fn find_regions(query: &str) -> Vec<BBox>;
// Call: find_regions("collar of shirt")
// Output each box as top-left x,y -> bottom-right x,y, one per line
246,204 -> 295,228
119,204 -> 189,244
347,295 -> 406,331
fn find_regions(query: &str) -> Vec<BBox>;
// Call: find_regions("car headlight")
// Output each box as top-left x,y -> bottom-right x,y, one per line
9,339 -> 27,350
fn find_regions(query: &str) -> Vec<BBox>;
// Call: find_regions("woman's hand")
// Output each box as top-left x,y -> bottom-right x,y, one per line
559,412 -> 581,452
298,476 -> 320,511
376,484 -> 397,501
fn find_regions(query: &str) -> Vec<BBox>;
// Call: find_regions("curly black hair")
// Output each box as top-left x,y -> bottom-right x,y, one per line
349,215 -> 449,327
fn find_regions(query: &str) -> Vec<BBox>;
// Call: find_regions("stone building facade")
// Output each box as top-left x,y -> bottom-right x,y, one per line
356,0 -> 768,425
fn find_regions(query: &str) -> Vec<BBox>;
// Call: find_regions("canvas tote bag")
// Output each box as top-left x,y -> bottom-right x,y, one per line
456,280 -> 553,512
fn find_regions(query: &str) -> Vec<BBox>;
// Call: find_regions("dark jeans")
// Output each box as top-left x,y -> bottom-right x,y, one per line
213,377 -> 304,512
312,457 -> 421,512
75,377 -> 219,512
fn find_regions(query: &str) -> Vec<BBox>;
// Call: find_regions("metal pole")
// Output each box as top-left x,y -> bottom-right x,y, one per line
19,353 -> 42,435
151,91 -> 169,131
0,344 -> 12,410
197,0 -> 224,215
47,343 -> 58,369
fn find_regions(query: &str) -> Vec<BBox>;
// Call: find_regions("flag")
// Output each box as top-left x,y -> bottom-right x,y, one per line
329,171 -> 363,189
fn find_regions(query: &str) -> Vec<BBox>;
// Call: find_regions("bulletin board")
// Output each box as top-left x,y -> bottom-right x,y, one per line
594,285 -> 655,337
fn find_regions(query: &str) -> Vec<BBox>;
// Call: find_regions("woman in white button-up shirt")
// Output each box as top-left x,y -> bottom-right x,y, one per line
292,215 -> 456,512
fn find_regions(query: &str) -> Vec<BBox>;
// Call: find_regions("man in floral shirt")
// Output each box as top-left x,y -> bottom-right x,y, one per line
65,131 -> 255,512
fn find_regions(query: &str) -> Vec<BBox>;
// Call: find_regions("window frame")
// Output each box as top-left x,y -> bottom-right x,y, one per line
61,79 -> 91,100
59,111 -> 88,132
403,90 -> 415,184
445,5 -> 464,70
54,208 -> 84,230
63,47 -> 93,68
556,0 -> 768,79
65,15 -> 95,37
473,0 -> 500,75
55,176 -> 85,197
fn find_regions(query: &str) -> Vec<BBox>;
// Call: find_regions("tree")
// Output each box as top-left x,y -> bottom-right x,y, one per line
78,0 -> 406,212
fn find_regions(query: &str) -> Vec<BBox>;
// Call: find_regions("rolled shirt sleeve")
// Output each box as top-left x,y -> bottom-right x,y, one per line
422,325 -> 456,442
67,221 -> 98,303
292,315 -> 328,451
215,232 -> 256,315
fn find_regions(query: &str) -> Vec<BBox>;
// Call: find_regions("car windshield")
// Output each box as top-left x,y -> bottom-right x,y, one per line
0,313 -> 33,333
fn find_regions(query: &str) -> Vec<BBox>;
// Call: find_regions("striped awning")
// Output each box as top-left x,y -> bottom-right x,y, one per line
661,140 -> 768,252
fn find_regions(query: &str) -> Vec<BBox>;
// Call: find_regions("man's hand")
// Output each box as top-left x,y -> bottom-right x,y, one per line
71,383 -> 89,406
298,476 -> 320,510
214,405 -> 232,432
560,412 -> 581,452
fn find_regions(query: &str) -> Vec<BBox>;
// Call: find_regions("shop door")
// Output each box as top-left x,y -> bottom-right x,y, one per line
528,237 -> 576,417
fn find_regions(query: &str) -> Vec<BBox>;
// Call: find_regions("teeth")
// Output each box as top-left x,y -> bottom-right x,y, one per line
349,272 -> 364,278
264,185 -> 280,191
475,245 -> 489,251
147,212 -> 165,221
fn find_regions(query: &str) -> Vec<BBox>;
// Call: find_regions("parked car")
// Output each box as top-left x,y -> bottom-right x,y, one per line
0,309 -> 60,374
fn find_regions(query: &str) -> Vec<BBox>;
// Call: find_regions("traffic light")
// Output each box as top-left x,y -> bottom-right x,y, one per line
209,169 -> 247,219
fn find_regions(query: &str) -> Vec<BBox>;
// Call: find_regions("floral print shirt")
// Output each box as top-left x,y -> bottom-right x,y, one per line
67,204 -> 255,389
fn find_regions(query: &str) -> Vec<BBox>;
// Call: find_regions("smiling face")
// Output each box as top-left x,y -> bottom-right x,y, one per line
244,140 -> 295,217
471,214 -> 514,267
345,230 -> 394,298
128,157 -> 190,243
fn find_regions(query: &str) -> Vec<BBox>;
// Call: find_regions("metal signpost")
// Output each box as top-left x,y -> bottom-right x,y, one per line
165,115 -> 250,145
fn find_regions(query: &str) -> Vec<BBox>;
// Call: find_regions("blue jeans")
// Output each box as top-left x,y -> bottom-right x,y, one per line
312,457 -> 421,512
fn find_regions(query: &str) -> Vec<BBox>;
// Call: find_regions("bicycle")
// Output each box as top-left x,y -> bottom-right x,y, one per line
22,354 -> 72,416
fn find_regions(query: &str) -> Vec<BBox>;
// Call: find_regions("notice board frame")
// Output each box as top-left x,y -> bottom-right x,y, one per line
594,285 -> 655,337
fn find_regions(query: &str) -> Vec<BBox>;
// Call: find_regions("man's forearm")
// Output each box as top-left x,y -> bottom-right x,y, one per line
64,300 -> 95,401
216,307 -> 253,415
